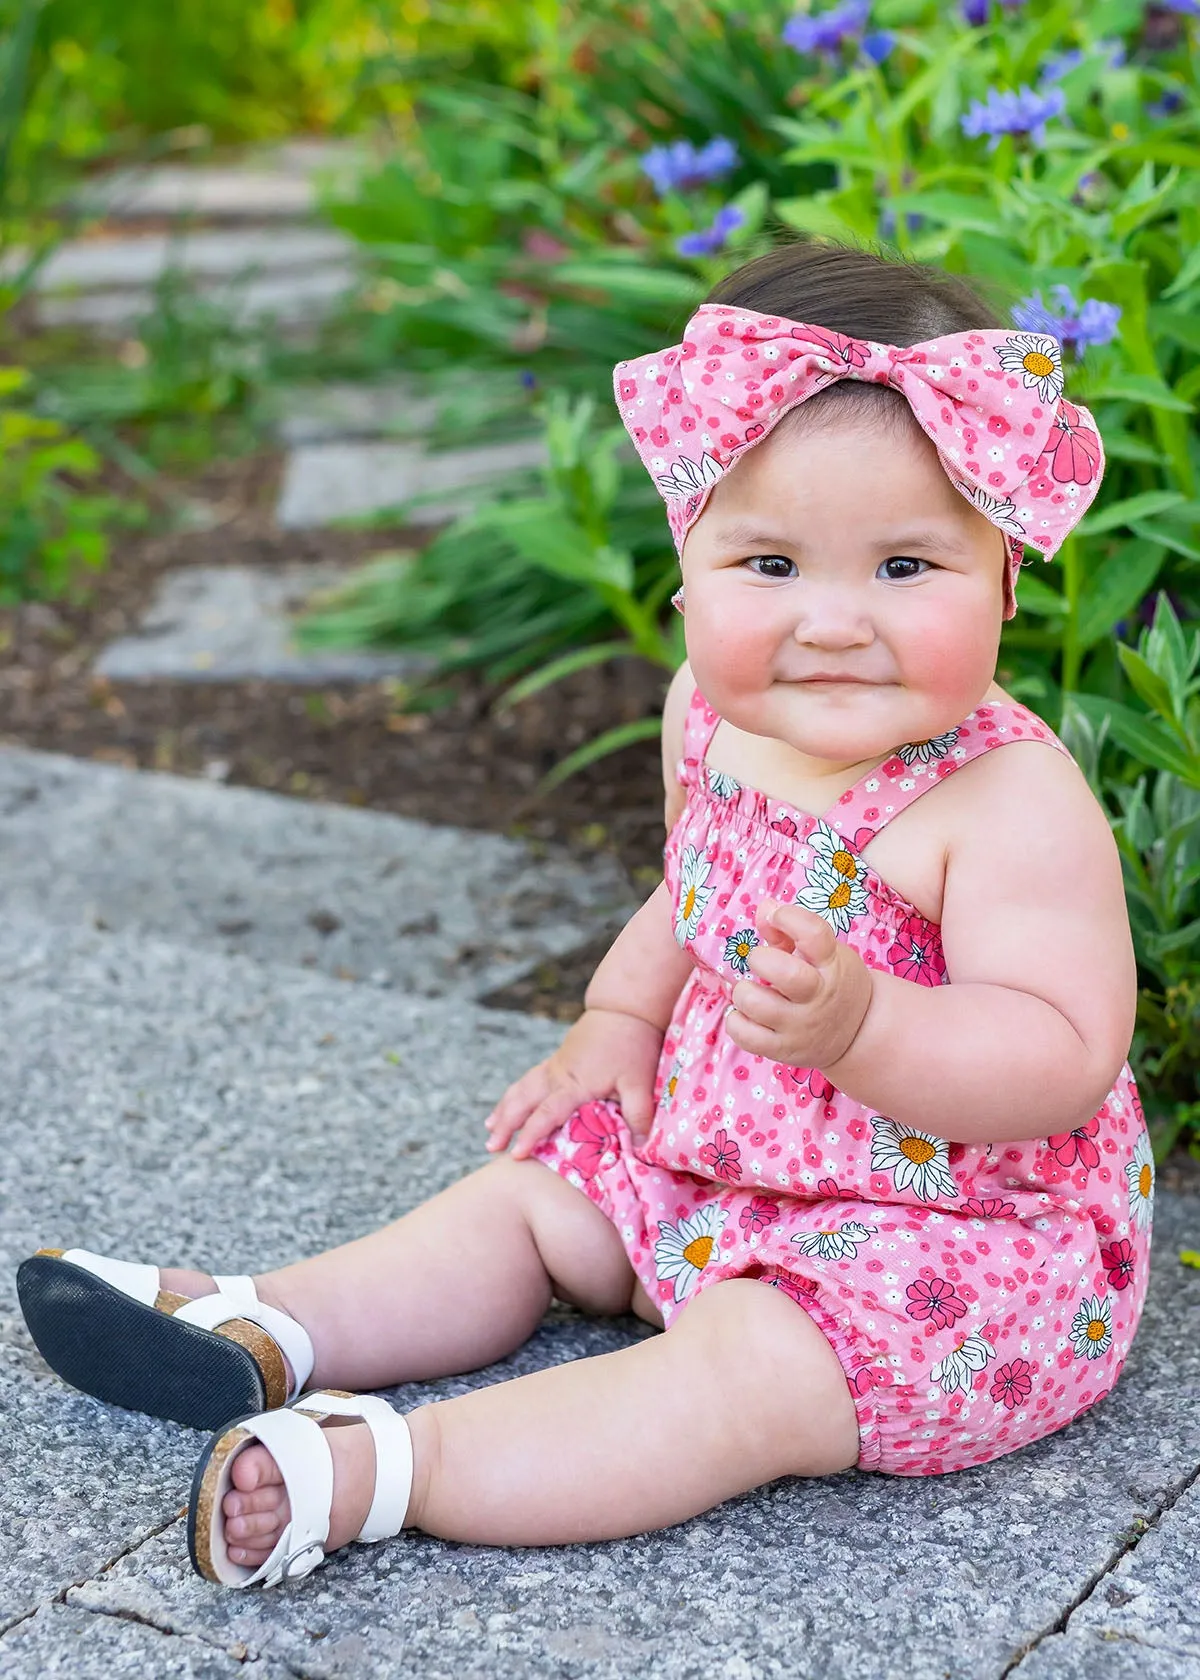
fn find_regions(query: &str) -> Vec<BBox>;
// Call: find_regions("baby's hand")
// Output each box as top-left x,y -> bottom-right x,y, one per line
484,1007 -> 664,1161
724,899 -> 874,1072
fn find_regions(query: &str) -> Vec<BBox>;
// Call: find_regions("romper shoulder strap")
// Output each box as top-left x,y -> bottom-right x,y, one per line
822,699 -> 1074,846
675,684 -> 722,788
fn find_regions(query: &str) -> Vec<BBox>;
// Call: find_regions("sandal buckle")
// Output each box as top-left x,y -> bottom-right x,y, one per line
277,1541 -> 325,1583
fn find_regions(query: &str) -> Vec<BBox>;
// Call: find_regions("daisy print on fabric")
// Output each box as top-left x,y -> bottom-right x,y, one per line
1070,1293 -> 1113,1360
1126,1129 -> 1155,1231
954,482 -> 1025,539
931,1333 -> 996,1396
706,767 -> 741,799
870,1118 -> 957,1202
674,845 -> 715,946
798,820 -> 869,932
724,927 -> 759,975
896,728 -> 961,766
791,1221 -> 878,1261
654,1202 -> 729,1304
655,451 -> 722,501
997,331 -> 1064,405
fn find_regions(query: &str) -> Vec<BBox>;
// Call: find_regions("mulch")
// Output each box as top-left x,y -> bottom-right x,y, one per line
0,448 -> 668,1020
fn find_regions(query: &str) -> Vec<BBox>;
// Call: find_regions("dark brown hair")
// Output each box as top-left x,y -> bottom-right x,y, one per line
702,237 -> 1004,440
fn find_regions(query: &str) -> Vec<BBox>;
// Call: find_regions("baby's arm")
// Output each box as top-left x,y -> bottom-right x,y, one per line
822,744 -> 1137,1142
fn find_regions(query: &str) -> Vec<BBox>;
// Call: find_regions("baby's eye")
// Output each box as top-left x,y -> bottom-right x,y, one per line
879,556 -> 932,581
744,554 -> 796,579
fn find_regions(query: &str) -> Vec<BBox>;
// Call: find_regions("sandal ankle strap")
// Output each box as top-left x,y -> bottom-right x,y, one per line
175,1295 -> 315,1398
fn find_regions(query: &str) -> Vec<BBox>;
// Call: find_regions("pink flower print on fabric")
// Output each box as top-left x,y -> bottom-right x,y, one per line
775,1064 -> 836,1105
566,1103 -> 621,1178
1047,1116 -> 1101,1170
1102,1239 -> 1136,1292
990,1359 -> 1035,1411
905,1275 -> 968,1330
739,1195 -> 782,1235
699,1127 -> 742,1181
612,304 -> 1106,622
888,913 -> 943,986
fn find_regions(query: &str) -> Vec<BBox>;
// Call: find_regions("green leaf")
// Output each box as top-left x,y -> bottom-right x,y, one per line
1111,165 -> 1181,241
773,194 -> 865,242
888,190 -> 1002,237
1131,517 -> 1200,564
473,502 -> 635,592
1104,431 -> 1166,466
546,262 -> 703,306
1076,538 -> 1166,649
1162,239 -> 1200,300
1013,570 -> 1066,617
1077,490 -> 1187,537
537,716 -> 663,794
1071,694 -> 1199,785
1117,644 -> 1176,723
1081,373 -> 1193,413
1147,304 -> 1200,356
495,639 -> 634,709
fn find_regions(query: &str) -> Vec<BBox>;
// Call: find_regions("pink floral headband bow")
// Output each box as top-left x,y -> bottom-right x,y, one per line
613,304 -> 1105,620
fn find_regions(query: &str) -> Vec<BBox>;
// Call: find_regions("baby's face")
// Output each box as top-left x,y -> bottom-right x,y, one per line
679,416 -> 1008,767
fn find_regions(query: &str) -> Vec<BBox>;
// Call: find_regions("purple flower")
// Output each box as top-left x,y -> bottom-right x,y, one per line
676,204 -> 745,258
639,136 -> 738,197
879,204 -> 924,240
1146,87 -> 1186,116
783,0 -> 871,56
962,0 -> 1027,22
1158,0 -> 1199,14
1041,39 -> 1125,81
861,29 -> 895,62
1011,285 -> 1122,353
960,83 -> 1067,150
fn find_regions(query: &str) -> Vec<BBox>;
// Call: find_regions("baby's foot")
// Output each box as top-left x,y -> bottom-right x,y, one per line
158,1268 -> 297,1395
222,1421 -> 379,1571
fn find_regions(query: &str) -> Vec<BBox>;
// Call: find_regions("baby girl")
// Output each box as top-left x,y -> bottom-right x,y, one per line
18,238 -> 1151,1590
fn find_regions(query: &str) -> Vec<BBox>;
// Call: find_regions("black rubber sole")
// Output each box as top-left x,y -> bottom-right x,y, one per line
16,1255 -> 267,1432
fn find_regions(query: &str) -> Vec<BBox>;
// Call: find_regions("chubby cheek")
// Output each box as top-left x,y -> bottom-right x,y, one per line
898,599 -> 998,712
684,591 -> 779,708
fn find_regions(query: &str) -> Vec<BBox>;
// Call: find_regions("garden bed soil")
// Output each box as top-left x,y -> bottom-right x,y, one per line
0,448 -> 668,1020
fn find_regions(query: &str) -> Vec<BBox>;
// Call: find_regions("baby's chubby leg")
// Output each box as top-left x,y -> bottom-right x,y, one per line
221,1276 -> 859,1567
239,1156 -> 650,1393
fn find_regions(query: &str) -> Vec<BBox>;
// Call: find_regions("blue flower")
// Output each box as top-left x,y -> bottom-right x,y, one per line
861,29 -> 895,63
519,371 -> 538,390
639,136 -> 739,197
879,204 -> 925,240
960,83 -> 1067,150
1158,0 -> 1199,14
1146,87 -> 1186,117
1041,39 -> 1125,81
1011,285 -> 1121,353
676,204 -> 746,258
783,0 -> 871,56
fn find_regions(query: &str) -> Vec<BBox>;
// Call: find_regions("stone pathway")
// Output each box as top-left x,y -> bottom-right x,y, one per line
0,894 -> 1197,1679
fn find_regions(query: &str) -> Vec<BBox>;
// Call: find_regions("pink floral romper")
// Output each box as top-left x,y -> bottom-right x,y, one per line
532,688 -> 1153,1476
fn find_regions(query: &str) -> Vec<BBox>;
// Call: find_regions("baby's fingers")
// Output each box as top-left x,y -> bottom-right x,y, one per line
484,1067 -> 550,1152
508,1090 -> 580,1160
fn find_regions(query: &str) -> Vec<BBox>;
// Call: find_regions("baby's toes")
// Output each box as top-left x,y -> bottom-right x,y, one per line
230,1442 -> 284,1494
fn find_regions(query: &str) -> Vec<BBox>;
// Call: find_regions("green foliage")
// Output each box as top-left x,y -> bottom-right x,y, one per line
303,0 -> 1200,1136
0,365 -> 113,601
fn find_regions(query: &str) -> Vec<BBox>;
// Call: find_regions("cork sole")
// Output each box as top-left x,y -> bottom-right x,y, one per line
16,1253 -> 288,1430
189,1392 -> 358,1586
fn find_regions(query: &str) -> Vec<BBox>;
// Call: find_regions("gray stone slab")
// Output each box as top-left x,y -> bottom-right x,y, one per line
0,914 -> 566,1623
271,381 -> 441,446
275,436 -> 548,529
36,265 -> 356,333
94,564 -> 426,684
0,1604 -> 294,1678
69,147 -> 364,221
0,747 -> 634,997
15,227 -> 354,295
1011,1477 -> 1200,1678
0,913 -> 1198,1674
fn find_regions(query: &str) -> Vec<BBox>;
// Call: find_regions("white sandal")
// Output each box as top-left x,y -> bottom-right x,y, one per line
188,1390 -> 415,1588
16,1248 -> 314,1431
